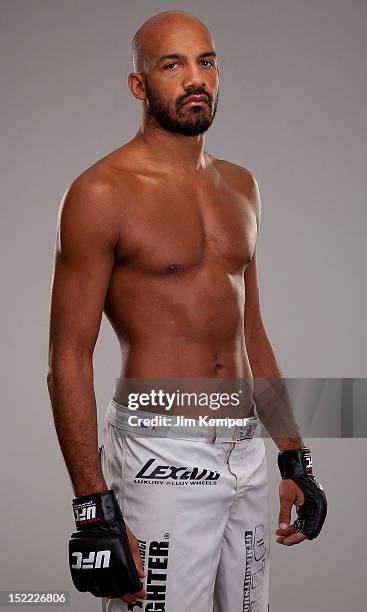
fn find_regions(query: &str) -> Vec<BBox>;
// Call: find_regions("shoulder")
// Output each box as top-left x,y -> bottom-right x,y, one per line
205,154 -> 261,218
60,159 -> 127,217
57,164 -> 124,251
64,158 -> 121,197
63,139 -> 139,203
205,153 -> 260,193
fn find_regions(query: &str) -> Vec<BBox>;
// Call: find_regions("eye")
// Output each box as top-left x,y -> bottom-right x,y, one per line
201,60 -> 215,68
164,63 -> 180,70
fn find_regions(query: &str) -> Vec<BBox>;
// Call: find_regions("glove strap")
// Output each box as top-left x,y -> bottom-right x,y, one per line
72,489 -> 123,530
278,447 -> 313,479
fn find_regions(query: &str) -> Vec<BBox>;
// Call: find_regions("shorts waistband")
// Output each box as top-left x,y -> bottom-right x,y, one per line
104,398 -> 260,443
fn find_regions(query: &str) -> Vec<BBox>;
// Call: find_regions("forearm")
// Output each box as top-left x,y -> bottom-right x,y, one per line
247,325 -> 305,451
47,353 -> 107,497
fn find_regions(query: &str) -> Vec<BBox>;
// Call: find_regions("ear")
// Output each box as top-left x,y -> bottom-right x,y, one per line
127,72 -> 146,101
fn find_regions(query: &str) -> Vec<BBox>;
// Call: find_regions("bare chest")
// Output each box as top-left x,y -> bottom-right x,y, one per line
115,176 -> 257,275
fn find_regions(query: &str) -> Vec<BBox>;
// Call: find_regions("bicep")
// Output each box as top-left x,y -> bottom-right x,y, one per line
49,177 -> 118,359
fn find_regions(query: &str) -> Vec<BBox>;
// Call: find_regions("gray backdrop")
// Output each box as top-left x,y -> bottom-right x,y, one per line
1,0 -> 366,610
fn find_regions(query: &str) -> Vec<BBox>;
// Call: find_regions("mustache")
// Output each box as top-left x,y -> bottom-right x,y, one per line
178,89 -> 211,108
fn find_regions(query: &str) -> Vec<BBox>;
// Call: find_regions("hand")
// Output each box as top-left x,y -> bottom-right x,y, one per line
276,479 -> 306,546
69,490 -> 146,599
118,524 -> 147,605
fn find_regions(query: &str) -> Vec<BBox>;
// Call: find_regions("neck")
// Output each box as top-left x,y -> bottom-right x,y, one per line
134,121 -> 207,173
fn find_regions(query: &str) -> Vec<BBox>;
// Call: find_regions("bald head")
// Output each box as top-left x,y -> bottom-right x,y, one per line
132,10 -> 214,73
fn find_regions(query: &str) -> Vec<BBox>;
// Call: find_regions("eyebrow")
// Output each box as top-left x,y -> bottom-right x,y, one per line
158,51 -> 217,63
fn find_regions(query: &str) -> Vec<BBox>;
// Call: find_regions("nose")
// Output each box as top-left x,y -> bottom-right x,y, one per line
182,61 -> 207,91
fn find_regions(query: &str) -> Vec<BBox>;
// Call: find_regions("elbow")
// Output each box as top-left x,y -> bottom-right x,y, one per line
46,347 -> 93,392
245,313 -> 265,347
46,361 -> 56,398
245,320 -> 269,363
46,369 -> 54,394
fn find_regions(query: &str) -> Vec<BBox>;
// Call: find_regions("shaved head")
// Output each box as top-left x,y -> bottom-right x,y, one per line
132,10 -> 214,73
129,10 -> 219,136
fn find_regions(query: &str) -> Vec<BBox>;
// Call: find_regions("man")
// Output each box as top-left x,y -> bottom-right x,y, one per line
47,10 -> 327,612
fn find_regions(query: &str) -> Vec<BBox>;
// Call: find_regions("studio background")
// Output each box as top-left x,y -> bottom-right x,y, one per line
1,1 -> 366,611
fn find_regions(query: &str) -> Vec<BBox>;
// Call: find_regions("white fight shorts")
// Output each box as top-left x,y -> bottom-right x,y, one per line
100,398 -> 270,612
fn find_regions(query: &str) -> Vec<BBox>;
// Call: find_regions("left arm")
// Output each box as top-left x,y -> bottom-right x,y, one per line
243,175 -> 327,546
243,175 -> 304,451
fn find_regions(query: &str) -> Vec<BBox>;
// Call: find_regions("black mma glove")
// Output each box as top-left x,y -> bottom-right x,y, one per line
69,489 -> 143,598
278,447 -> 327,540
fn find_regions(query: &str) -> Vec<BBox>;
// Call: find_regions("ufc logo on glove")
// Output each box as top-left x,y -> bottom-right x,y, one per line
71,550 -> 111,570
73,501 -> 97,525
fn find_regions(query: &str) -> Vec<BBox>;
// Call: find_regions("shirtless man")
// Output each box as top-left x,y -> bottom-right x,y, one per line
47,10 -> 327,612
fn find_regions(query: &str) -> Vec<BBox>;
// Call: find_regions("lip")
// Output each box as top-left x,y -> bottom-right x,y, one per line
183,95 -> 208,105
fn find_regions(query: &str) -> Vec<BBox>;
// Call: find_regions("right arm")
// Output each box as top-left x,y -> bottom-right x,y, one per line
48,174 -> 147,604
47,174 -> 118,497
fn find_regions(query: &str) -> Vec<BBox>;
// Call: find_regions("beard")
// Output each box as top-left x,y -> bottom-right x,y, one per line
144,79 -> 219,136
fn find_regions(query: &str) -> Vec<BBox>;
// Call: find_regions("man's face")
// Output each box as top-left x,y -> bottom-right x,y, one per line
142,25 -> 220,136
